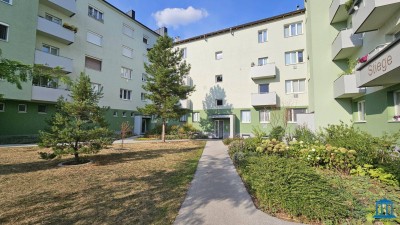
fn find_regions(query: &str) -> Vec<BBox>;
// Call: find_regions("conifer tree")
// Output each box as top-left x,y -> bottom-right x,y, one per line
39,73 -> 113,163
138,36 -> 195,142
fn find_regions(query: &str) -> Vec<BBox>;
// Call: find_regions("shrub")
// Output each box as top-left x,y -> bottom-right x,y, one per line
269,126 -> 285,141
223,136 -> 242,146
351,164 -> 399,186
256,139 -> 289,156
243,137 -> 260,151
228,140 -> 245,157
252,126 -> 267,143
294,125 -> 317,144
238,155 -> 358,223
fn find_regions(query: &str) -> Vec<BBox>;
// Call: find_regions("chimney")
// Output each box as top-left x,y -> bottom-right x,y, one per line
296,5 -> 300,10
155,27 -> 168,36
126,10 -> 135,19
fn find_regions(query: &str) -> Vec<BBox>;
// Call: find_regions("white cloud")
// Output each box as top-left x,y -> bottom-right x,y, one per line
152,6 -> 209,29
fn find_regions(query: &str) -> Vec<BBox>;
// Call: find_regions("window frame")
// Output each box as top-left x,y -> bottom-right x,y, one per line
285,79 -> 306,94
88,5 -> 104,22
394,91 -> 400,117
42,44 -> 59,56
0,102 -> 5,112
130,112 -> 135,117
122,45 -> 134,58
357,101 -> 366,122
258,57 -> 268,66
143,35 -> 149,45
259,84 -> 269,94
45,13 -> 62,25
0,22 -> 9,42
113,111 -> 118,117
120,89 -> 132,101
0,0 -> 12,5
216,99 -> 223,106
91,83 -> 101,93
215,51 -> 223,60
85,56 -> 102,71
18,104 -> 27,113
122,24 -> 134,38
284,22 -> 303,38
86,31 -> 103,46
121,67 -> 133,80
141,93 -> 146,101
285,50 -> 304,65
192,112 -> 200,122
287,108 -> 307,123
180,115 -> 187,122
215,75 -> 223,83
38,105 -> 47,114
142,73 -> 148,82
259,109 -> 270,123
258,29 -> 268,43
181,47 -> 187,59
241,110 -> 251,123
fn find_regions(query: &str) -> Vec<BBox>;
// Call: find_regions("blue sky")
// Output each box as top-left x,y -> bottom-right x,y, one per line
106,0 -> 305,39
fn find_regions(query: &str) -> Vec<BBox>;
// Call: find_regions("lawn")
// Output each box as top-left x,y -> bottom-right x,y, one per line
0,141 -> 205,225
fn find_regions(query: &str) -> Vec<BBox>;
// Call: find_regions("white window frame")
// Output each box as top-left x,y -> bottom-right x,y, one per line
142,73 -> 148,82
357,101 -> 366,122
1,0 -> 12,5
258,57 -> 268,66
215,75 -> 223,83
259,83 -> 269,94
0,102 -> 5,112
122,46 -> 134,58
141,93 -> 146,101
285,50 -> 304,65
180,115 -> 187,122
215,51 -> 223,60
258,29 -> 268,43
85,56 -> 102,71
91,83 -> 101,93
86,31 -> 102,46
113,111 -> 118,117
241,110 -> 251,123
0,22 -> 9,42
394,91 -> 400,117
284,22 -> 303,38
42,44 -> 59,56
122,24 -> 134,38
285,79 -> 305,94
18,104 -> 27,113
38,105 -> 47,114
259,109 -> 270,123
120,89 -> 132,101
45,13 -> 62,25
122,111 -> 127,117
287,108 -> 307,123
182,48 -> 187,59
193,112 -> 200,122
143,35 -> 149,45
88,5 -> 104,22
130,112 -> 135,117
121,67 -> 132,80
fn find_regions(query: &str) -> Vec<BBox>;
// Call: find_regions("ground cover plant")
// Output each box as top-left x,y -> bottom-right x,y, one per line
0,141 -> 205,225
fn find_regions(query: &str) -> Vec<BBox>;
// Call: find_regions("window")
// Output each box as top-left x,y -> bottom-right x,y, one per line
87,31 -> 102,46
45,13 -> 62,25
143,36 -> 148,44
395,31 -> 400,40
85,56 -> 102,71
130,112 -> 135,117
142,73 -> 148,82
38,105 -> 47,114
285,50 -> 304,65
215,51 -> 223,60
141,93 -> 146,101
182,48 -> 187,59
91,83 -> 101,93
284,22 -> 303,38
259,109 -> 270,123
42,44 -> 59,56
180,115 -> 187,122
216,99 -> 223,106
120,89 -> 132,100
0,103 -> 4,112
122,111 -> 127,117
285,79 -> 305,94
241,110 -> 251,123
122,24 -> 134,38
215,75 -> 223,83
122,46 -> 133,58
88,6 -> 104,22
1,0 -> 12,4
287,108 -> 307,122
0,23 -> 9,41
258,29 -> 268,43
259,84 -> 269,94
193,112 -> 200,122
121,67 -> 132,80
33,76 -> 58,88
18,104 -> 27,113
394,92 -> 400,116
357,101 -> 366,121
113,111 -> 118,117
258,57 -> 268,66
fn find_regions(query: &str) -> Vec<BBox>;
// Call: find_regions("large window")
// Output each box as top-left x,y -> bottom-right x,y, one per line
88,6 -> 104,22
285,79 -> 305,94
192,112 -> 200,122
394,92 -> 400,116
42,44 -> 59,56
85,56 -> 102,71
120,89 -> 132,100
259,109 -> 270,123
258,29 -> 268,43
45,13 -> 62,25
285,50 -> 304,65
0,23 -> 9,41
241,110 -> 251,123
259,84 -> 269,94
258,57 -> 268,66
87,31 -> 102,46
287,108 -> 306,122
284,22 -> 303,38
357,101 -> 366,121
121,67 -> 132,80
122,46 -> 134,58
122,24 -> 134,38
215,51 -> 223,60
33,76 -> 58,88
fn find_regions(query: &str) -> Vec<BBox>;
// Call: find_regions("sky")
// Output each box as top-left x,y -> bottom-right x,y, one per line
106,0 -> 305,40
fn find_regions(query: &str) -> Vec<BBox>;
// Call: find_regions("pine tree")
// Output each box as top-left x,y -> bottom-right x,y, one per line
39,73 -> 113,163
138,36 -> 195,142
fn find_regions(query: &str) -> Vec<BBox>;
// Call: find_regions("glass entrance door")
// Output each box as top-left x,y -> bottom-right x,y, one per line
214,120 -> 224,139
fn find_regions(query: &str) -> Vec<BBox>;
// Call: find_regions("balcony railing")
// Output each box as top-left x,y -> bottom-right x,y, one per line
34,49 -> 73,73
250,63 -> 276,80
31,86 -> 70,102
37,16 -> 75,44
329,0 -> 349,24
40,0 -> 76,17
179,99 -> 192,109
332,28 -> 363,60
251,92 -> 277,107
333,73 -> 366,98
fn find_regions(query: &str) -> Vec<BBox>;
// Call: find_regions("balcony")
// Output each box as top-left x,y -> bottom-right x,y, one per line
37,17 -> 75,45
39,0 -> 76,17
31,86 -> 70,102
332,28 -> 363,60
179,99 -> 192,109
356,39 -> 400,87
351,0 -> 400,33
250,63 -> 276,80
330,0 -> 349,24
34,50 -> 73,73
251,92 -> 277,107
333,74 -> 366,98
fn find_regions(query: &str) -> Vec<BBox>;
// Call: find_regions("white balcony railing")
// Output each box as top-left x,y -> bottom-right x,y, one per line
333,73 -> 366,98
329,0 -> 349,24
250,63 -> 276,80
251,92 -> 277,106
332,28 -> 363,60
37,16 -> 75,44
34,50 -> 73,73
31,86 -> 70,102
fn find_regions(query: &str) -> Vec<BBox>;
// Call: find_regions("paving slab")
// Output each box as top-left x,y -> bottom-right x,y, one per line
174,140 -> 303,225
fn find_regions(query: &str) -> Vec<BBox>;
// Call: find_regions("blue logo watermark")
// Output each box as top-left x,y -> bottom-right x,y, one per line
374,199 -> 396,219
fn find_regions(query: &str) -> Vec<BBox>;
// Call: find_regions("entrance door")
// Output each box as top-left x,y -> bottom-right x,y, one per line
214,120 -> 224,139
141,119 -> 147,134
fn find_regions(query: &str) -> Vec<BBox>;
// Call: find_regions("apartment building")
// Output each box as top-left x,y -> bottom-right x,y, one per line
175,10 -> 308,138
305,0 -> 400,136
0,0 -> 161,138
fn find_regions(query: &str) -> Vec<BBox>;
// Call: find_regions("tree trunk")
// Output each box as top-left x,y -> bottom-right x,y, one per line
74,152 -> 79,163
162,119 -> 166,142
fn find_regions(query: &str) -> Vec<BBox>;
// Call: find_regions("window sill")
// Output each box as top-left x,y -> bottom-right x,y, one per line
260,122 -> 270,124
241,122 -> 251,124
288,121 -> 297,124
18,112 -> 27,113
285,62 -> 305,66
354,121 -> 367,123
388,120 -> 400,123
0,39 -> 9,43
286,92 -> 305,95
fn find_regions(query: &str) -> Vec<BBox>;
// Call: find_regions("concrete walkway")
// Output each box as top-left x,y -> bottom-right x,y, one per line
174,141 -> 303,225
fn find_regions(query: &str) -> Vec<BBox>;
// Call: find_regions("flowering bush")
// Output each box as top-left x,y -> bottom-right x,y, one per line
256,139 -> 289,156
